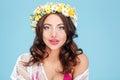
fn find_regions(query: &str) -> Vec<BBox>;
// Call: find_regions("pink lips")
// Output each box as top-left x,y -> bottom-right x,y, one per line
49,39 -> 59,45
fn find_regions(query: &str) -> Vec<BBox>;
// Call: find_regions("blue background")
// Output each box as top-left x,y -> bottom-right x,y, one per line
0,0 -> 120,80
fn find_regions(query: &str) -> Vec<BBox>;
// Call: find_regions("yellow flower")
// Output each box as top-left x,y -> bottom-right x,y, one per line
58,3 -> 64,12
44,5 -> 51,14
69,8 -> 75,17
35,10 -> 40,14
30,2 -> 77,30
46,9 -> 51,14
58,6 -> 62,12
35,15 -> 41,21
35,7 -> 42,14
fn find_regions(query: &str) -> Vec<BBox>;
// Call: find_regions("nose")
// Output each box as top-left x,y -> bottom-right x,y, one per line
51,28 -> 57,38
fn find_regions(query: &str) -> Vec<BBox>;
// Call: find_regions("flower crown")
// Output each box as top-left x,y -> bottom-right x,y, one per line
30,2 -> 77,31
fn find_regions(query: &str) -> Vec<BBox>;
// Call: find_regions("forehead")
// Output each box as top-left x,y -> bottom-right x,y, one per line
44,14 -> 63,24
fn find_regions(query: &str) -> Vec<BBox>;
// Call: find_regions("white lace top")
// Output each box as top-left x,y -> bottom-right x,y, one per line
11,53 -> 88,80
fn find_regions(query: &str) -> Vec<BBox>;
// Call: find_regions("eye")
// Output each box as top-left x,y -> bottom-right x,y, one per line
57,26 -> 65,31
43,26 -> 51,30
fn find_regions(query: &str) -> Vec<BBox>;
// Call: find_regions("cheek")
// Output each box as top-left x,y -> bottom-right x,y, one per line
43,32 -> 48,42
43,31 -> 49,37
60,32 -> 67,42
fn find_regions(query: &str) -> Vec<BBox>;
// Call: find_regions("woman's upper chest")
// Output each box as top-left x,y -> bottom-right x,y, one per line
43,63 -> 64,80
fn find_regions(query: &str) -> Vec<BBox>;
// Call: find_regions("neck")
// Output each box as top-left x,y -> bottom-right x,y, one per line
43,48 -> 62,72
44,48 -> 60,63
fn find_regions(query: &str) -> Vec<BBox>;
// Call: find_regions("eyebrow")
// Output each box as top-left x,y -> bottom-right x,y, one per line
43,23 -> 52,27
57,23 -> 64,26
43,23 -> 64,26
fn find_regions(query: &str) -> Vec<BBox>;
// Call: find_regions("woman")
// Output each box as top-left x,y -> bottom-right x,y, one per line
11,3 -> 88,80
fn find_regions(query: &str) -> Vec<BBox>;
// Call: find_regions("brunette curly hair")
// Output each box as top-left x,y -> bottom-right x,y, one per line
26,12 -> 83,74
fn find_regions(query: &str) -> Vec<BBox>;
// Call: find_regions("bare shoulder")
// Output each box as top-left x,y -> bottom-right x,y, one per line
73,53 -> 89,78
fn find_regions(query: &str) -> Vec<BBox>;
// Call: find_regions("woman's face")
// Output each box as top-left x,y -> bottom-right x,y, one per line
43,14 -> 67,51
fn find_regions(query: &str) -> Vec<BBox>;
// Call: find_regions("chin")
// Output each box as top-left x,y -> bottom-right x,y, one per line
48,45 -> 61,50
50,47 -> 60,50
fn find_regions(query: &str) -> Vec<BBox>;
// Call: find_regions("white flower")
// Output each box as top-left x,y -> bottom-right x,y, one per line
30,2 -> 78,31
51,4 -> 59,13
30,21 -> 37,31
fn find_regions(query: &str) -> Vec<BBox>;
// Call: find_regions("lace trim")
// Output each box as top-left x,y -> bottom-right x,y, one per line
74,69 -> 88,80
11,53 -> 88,80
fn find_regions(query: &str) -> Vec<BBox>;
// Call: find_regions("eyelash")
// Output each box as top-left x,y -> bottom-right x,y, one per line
43,25 -> 65,30
58,26 -> 64,29
43,26 -> 50,29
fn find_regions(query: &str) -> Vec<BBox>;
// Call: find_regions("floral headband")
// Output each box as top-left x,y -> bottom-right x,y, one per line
30,2 -> 77,31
